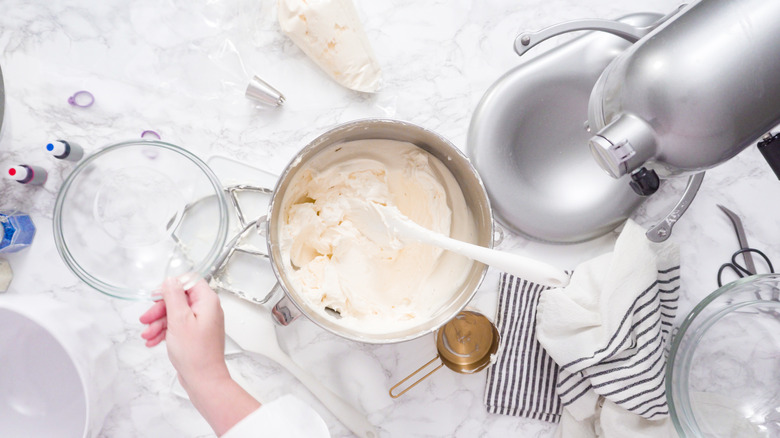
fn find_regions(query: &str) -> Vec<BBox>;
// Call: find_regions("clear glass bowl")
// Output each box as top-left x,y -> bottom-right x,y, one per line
53,140 -> 229,300
667,274 -> 780,437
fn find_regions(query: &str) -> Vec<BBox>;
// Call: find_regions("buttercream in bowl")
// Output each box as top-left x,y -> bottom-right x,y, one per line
278,139 -> 476,334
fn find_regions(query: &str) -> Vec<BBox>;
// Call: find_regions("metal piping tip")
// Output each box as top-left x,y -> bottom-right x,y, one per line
245,75 -> 285,107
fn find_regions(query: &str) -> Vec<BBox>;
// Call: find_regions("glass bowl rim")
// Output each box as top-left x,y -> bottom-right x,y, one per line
52,139 -> 229,300
666,273 -> 780,435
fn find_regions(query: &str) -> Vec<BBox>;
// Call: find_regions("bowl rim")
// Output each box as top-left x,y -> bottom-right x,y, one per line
52,139 -> 229,300
666,273 -> 780,435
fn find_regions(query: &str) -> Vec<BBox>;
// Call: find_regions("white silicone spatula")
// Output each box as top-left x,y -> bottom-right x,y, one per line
348,201 -> 570,288
219,292 -> 378,438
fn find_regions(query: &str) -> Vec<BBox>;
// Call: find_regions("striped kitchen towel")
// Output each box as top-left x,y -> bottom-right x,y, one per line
536,219 -> 680,423
484,273 -> 563,423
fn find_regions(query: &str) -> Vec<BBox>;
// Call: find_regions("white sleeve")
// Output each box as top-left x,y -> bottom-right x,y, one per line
222,394 -> 330,438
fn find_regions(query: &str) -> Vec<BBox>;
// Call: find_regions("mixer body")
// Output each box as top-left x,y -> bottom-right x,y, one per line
587,0 -> 780,179
505,0 -> 780,241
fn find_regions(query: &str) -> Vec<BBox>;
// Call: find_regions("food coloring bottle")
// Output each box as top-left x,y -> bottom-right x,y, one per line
6,164 -> 47,185
47,140 -> 84,162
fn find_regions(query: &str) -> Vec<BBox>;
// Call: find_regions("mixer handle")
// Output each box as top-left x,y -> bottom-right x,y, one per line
514,5 -> 687,56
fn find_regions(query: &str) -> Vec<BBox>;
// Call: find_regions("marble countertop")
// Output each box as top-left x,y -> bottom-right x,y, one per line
2,0 -> 780,437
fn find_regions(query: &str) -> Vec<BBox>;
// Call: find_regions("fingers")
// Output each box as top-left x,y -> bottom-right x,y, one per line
144,329 -> 166,347
141,316 -> 167,341
184,278 -> 221,316
161,277 -> 191,320
186,278 -> 217,304
141,276 -> 218,348
139,300 -> 167,324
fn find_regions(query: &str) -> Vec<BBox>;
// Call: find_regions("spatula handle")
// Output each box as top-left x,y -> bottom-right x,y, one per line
417,228 -> 571,287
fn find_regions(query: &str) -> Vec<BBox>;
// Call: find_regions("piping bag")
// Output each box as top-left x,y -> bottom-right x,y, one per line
278,0 -> 382,92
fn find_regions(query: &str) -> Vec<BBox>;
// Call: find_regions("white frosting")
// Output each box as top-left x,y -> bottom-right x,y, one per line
278,140 -> 476,333
277,0 -> 382,93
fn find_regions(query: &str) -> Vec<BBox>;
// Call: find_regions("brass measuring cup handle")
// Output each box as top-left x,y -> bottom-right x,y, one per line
389,310 -> 501,398
389,355 -> 445,398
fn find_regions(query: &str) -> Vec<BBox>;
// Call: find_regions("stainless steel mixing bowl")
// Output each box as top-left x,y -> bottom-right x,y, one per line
265,119 -> 493,343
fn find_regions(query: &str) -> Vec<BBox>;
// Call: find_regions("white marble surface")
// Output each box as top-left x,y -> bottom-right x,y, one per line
2,0 -> 780,437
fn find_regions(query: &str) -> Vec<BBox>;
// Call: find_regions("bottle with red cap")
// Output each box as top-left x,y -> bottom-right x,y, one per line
6,164 -> 47,185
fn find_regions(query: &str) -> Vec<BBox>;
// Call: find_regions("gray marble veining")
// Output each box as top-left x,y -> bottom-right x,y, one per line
2,0 -> 779,437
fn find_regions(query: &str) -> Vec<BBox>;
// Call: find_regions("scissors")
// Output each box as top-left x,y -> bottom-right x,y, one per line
716,204 -> 775,287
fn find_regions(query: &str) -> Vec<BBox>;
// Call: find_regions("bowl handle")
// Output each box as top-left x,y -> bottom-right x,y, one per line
514,5 -> 686,56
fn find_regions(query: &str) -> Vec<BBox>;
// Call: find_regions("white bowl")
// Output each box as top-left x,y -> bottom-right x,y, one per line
0,295 -> 117,437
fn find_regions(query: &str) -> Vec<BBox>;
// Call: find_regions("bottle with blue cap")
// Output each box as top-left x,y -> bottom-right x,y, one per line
46,140 -> 84,162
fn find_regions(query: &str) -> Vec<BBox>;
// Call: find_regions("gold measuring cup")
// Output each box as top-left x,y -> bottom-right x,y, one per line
389,310 -> 500,398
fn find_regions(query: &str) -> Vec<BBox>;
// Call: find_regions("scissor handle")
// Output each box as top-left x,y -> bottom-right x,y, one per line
733,248 -> 774,273
717,263 -> 746,288
717,248 -> 775,287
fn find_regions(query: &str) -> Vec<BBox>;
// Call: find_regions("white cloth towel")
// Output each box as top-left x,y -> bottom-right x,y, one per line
536,219 -> 679,436
556,399 -> 676,438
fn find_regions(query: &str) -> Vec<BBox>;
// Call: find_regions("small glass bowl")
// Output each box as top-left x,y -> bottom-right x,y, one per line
667,274 -> 780,437
53,140 -> 229,300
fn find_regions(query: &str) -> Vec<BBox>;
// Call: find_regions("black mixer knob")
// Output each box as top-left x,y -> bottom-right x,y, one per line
629,167 -> 660,196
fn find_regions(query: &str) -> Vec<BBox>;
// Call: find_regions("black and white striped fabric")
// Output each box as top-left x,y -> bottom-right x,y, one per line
484,273 -> 563,423
554,266 -> 680,420
535,219 -> 680,423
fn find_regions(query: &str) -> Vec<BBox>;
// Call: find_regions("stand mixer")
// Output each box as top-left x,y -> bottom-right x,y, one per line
523,0 -> 780,215
506,0 -> 780,241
